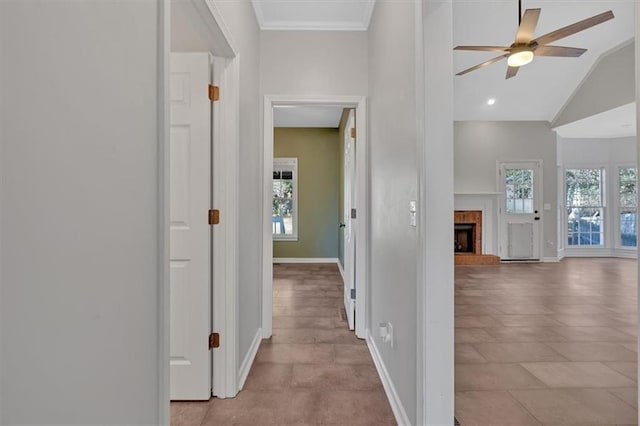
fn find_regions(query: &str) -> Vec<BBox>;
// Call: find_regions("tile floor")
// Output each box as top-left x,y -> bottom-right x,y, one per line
172,258 -> 638,425
171,263 -> 396,426
455,258 -> 638,426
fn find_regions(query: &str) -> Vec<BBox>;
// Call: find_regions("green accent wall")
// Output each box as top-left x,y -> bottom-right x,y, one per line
273,128 -> 340,258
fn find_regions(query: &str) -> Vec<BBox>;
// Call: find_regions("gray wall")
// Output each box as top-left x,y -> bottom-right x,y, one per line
554,42 -> 635,127
558,136 -> 637,165
455,121 -> 559,259
261,31 -> 368,95
1,1 -> 161,423
368,1 -> 419,422
214,0 -> 263,373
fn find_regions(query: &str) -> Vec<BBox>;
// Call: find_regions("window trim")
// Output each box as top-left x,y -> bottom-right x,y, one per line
272,157 -> 298,241
615,164 -> 637,250
565,165 -> 606,247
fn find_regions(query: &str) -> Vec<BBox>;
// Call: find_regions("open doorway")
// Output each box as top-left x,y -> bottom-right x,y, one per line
261,96 -> 368,340
269,106 -> 357,330
452,2 -> 638,424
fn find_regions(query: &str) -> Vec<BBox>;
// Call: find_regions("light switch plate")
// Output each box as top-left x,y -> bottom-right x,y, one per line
543,203 -> 551,211
409,200 -> 417,227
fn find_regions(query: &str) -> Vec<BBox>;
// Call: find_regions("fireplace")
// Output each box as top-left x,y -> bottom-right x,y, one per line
453,210 -> 482,255
455,224 -> 475,253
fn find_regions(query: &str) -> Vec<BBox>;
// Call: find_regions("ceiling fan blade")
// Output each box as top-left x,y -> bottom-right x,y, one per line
506,66 -> 519,79
454,46 -> 511,52
533,10 -> 614,46
456,54 -> 509,76
515,8 -> 541,44
535,45 -> 587,57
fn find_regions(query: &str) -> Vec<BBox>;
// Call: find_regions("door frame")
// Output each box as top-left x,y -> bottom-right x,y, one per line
261,95 -> 369,339
159,0 -> 240,421
496,159 -> 544,260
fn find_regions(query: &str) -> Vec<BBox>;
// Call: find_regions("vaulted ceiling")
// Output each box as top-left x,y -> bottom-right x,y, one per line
253,0 -> 635,127
453,0 -> 634,122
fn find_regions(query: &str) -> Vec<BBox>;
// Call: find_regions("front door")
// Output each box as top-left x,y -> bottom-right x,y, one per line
169,53 -> 212,400
499,161 -> 542,260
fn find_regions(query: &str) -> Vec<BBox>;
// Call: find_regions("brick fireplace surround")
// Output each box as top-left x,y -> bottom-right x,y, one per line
454,210 -> 500,265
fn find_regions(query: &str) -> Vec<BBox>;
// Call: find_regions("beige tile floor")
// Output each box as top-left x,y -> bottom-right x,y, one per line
171,263 -> 396,426
172,258 -> 637,425
455,258 -> 638,426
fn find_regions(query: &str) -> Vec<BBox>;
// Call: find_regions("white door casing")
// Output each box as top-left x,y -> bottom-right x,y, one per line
262,96 -> 368,340
498,161 -> 542,260
343,109 -> 356,330
169,53 -> 212,400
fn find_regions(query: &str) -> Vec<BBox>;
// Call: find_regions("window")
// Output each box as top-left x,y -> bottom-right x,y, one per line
619,167 -> 637,248
505,168 -> 534,214
566,168 -> 604,246
272,158 -> 297,240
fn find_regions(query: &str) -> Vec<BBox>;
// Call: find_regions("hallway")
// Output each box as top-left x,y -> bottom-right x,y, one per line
455,258 -> 638,425
171,263 -> 395,425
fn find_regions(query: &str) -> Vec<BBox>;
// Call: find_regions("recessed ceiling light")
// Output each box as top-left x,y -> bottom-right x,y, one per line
487,98 -> 496,106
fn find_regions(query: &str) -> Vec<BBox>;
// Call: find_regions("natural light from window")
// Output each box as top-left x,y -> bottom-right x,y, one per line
273,158 -> 298,240
566,168 -> 604,246
619,167 -> 637,248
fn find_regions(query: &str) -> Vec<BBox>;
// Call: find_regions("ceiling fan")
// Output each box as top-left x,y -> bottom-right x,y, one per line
454,0 -> 614,79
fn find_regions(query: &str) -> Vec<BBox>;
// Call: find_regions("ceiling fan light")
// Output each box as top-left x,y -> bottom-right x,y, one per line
507,50 -> 534,67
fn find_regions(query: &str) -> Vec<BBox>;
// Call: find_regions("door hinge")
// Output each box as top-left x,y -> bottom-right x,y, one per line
351,208 -> 357,219
350,288 -> 356,299
209,332 -> 220,349
350,127 -> 356,139
208,209 -> 220,225
208,85 -> 220,102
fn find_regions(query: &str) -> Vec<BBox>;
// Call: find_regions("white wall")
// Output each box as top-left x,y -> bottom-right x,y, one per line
455,121 -> 559,259
213,0 -> 263,372
558,136 -> 637,257
554,42 -> 635,128
260,31 -> 368,95
420,1 -> 455,424
0,1 -> 162,423
368,2 -> 419,423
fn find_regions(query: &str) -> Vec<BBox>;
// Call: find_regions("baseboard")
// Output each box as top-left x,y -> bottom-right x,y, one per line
613,249 -> 638,259
557,248 -> 566,261
337,260 -> 345,281
237,328 -> 262,391
366,331 -> 411,426
273,257 -> 339,264
563,248 -> 638,259
542,257 -> 560,263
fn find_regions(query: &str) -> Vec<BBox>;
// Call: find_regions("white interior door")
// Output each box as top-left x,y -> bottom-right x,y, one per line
170,53 -> 212,400
343,110 -> 356,330
499,161 -> 542,260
